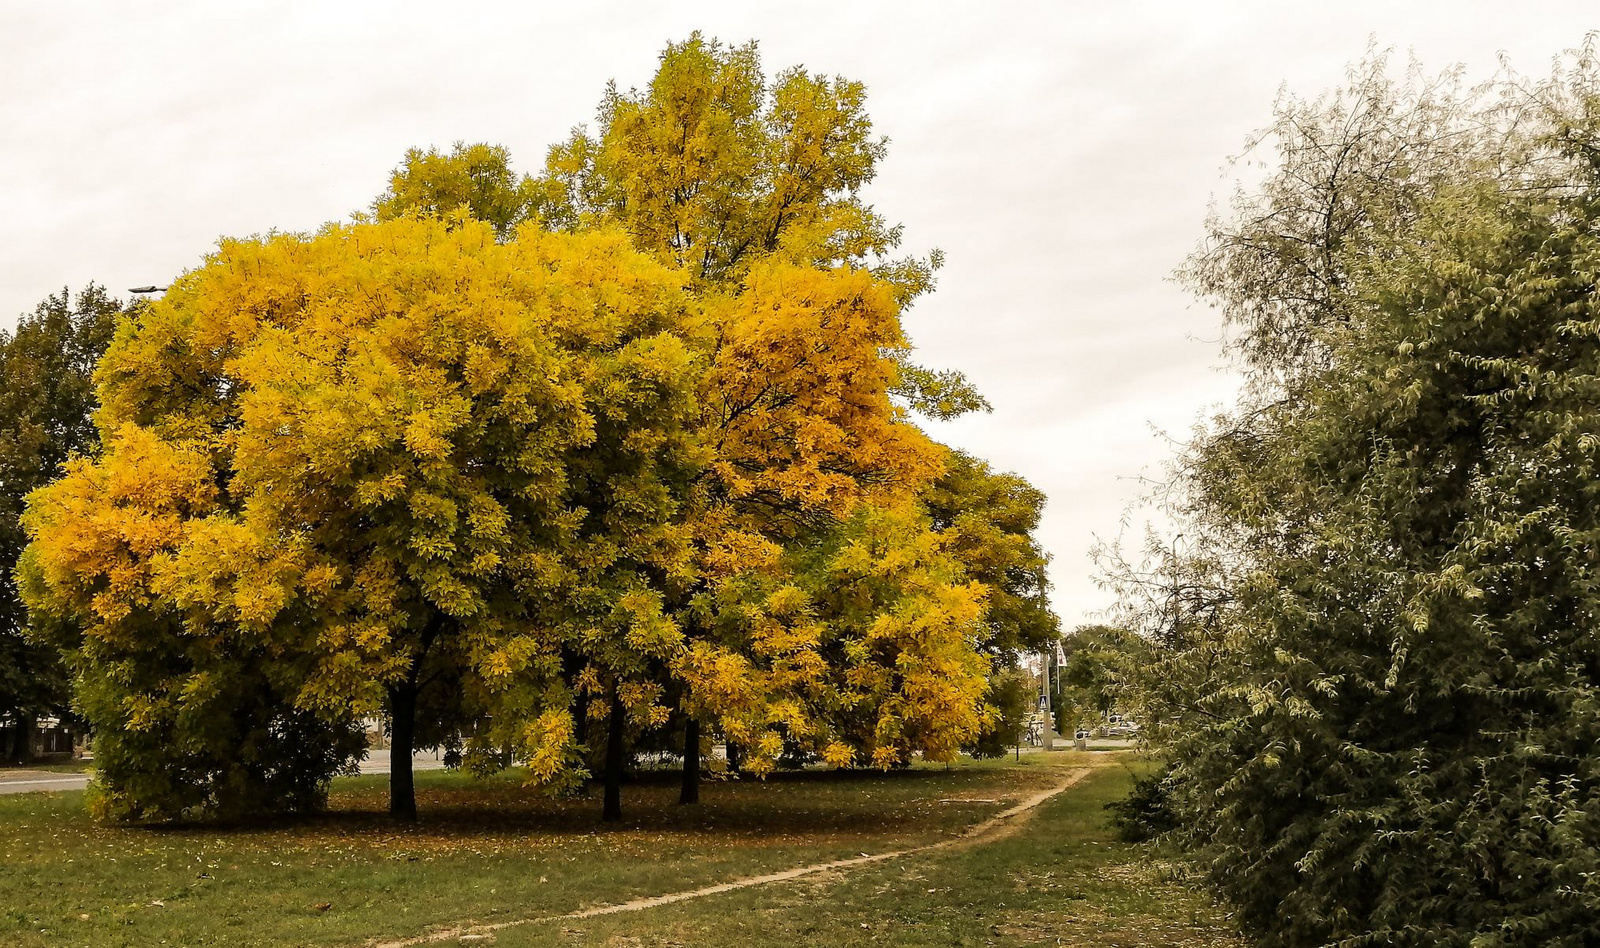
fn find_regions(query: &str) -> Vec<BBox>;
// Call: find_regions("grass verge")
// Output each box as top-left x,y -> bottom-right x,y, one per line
1,758 -> 94,774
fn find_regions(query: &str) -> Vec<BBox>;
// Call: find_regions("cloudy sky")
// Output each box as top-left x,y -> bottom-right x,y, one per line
3,2 -> 1594,628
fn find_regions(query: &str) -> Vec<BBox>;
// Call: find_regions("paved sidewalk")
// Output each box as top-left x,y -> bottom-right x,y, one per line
0,770 -> 89,794
0,749 -> 448,795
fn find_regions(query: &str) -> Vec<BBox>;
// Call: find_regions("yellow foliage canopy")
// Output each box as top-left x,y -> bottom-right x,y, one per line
20,218 -> 703,809
26,160 -> 1010,806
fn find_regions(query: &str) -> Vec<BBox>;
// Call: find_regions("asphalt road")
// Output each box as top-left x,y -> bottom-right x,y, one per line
0,748 -> 448,795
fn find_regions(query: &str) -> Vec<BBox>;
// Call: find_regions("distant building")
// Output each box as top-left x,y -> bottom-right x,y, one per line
0,715 -> 80,761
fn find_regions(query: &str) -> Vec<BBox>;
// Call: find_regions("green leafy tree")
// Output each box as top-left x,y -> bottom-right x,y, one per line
965,669 -> 1033,759
1050,624 -> 1143,735
921,449 -> 1061,756
923,449 -> 1058,662
1116,45 -> 1600,947
0,286 -> 119,763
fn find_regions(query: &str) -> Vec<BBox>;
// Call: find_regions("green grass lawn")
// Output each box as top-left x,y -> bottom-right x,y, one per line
488,759 -> 1242,948
0,753 -> 1104,948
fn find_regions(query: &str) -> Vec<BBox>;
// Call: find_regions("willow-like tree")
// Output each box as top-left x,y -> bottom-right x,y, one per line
1114,46 -> 1600,947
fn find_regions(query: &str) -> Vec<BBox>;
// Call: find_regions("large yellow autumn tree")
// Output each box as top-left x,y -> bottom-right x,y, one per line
539,35 -> 1054,803
374,34 -> 1048,818
20,217 -> 702,821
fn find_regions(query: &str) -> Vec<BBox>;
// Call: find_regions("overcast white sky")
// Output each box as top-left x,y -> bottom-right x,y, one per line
3,2 -> 1595,628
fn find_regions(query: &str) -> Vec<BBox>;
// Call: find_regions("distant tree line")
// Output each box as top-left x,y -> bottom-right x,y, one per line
0,287 -> 120,763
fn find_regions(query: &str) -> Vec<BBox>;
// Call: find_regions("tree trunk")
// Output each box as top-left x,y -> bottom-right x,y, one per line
726,740 -> 745,773
1,722 -> 20,765
388,681 -> 418,822
679,718 -> 700,805
15,714 -> 35,765
602,690 -> 625,822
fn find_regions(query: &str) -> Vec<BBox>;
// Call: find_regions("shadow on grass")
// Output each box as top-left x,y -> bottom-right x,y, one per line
126,762 -> 1019,843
